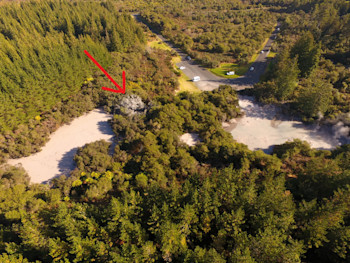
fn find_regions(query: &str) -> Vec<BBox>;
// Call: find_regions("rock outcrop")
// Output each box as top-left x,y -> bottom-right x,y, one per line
116,94 -> 146,116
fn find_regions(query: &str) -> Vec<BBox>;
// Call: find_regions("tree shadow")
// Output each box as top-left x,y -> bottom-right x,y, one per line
41,147 -> 78,184
91,106 -> 116,150
257,145 -> 276,154
41,112 -> 116,185
97,120 -> 114,136
96,120 -> 117,155
57,147 -> 78,174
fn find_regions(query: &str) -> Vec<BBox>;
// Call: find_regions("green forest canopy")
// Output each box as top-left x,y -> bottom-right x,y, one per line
139,0 -> 276,67
0,0 -> 144,131
0,0 -> 349,262
252,0 -> 350,121
1,86 -> 350,262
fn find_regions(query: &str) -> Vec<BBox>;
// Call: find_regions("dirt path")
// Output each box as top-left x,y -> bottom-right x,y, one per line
8,109 -> 114,184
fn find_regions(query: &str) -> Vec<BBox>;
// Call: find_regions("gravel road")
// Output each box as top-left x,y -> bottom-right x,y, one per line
134,14 -> 280,91
7,18 -> 280,184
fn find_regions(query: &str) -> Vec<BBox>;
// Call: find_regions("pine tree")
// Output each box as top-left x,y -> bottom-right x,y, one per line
275,49 -> 300,101
291,31 -> 321,78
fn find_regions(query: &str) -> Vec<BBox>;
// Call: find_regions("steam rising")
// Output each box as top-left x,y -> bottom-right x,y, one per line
333,122 -> 350,140
228,96 -> 348,153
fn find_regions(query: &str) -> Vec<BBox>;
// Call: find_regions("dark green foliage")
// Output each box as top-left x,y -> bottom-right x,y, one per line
275,50 -> 300,100
290,32 -> 321,78
140,0 -> 276,66
251,1 -> 350,121
0,1 -> 349,262
273,139 -> 314,159
0,83 -> 350,262
0,0 -> 144,131
74,140 -> 113,173
254,49 -> 300,102
0,164 -> 30,188
331,144 -> 350,169
0,1 -> 114,131
295,73 -> 333,118
0,0 -> 181,163
0,86 -> 101,161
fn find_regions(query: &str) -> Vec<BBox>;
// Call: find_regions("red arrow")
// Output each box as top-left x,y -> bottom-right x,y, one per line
84,50 -> 125,94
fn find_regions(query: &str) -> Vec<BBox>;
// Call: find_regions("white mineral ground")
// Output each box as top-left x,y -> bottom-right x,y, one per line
179,133 -> 201,146
224,96 -> 343,153
7,96 -> 348,184
8,109 -> 114,184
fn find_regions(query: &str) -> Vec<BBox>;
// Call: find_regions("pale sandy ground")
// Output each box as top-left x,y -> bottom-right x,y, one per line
228,96 -> 342,153
8,109 -> 114,184
179,133 -> 201,146
6,96 -> 346,183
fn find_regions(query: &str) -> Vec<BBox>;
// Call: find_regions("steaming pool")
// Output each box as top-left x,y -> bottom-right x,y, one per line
227,96 -> 348,153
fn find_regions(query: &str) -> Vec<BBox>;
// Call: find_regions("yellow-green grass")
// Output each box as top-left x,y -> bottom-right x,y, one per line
249,53 -> 259,64
176,74 -> 201,94
147,36 -> 199,94
172,56 -> 200,93
247,36 -> 269,63
210,50 -> 259,78
258,37 -> 269,52
210,32 -> 275,78
147,39 -> 172,51
209,63 -> 249,78
171,55 -> 181,65
147,40 -> 199,93
267,51 -> 276,58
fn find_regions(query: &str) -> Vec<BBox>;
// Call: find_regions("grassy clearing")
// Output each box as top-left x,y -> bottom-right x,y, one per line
149,39 -> 199,93
176,74 -> 201,93
210,32 -> 275,78
249,54 -> 259,64
171,55 -> 181,65
147,38 -> 172,51
267,51 -> 277,58
209,63 -> 249,78
147,35 -> 200,94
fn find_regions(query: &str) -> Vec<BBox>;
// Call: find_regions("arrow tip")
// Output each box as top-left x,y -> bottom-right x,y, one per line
85,50 -> 126,94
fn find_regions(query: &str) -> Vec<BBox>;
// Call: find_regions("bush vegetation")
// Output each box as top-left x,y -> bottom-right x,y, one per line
1,85 -> 350,262
0,0 -> 180,162
0,0 -> 349,262
139,0 -> 276,67
251,0 -> 350,122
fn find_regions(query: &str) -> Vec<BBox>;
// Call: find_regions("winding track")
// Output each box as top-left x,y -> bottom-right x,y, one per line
133,14 -> 280,91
